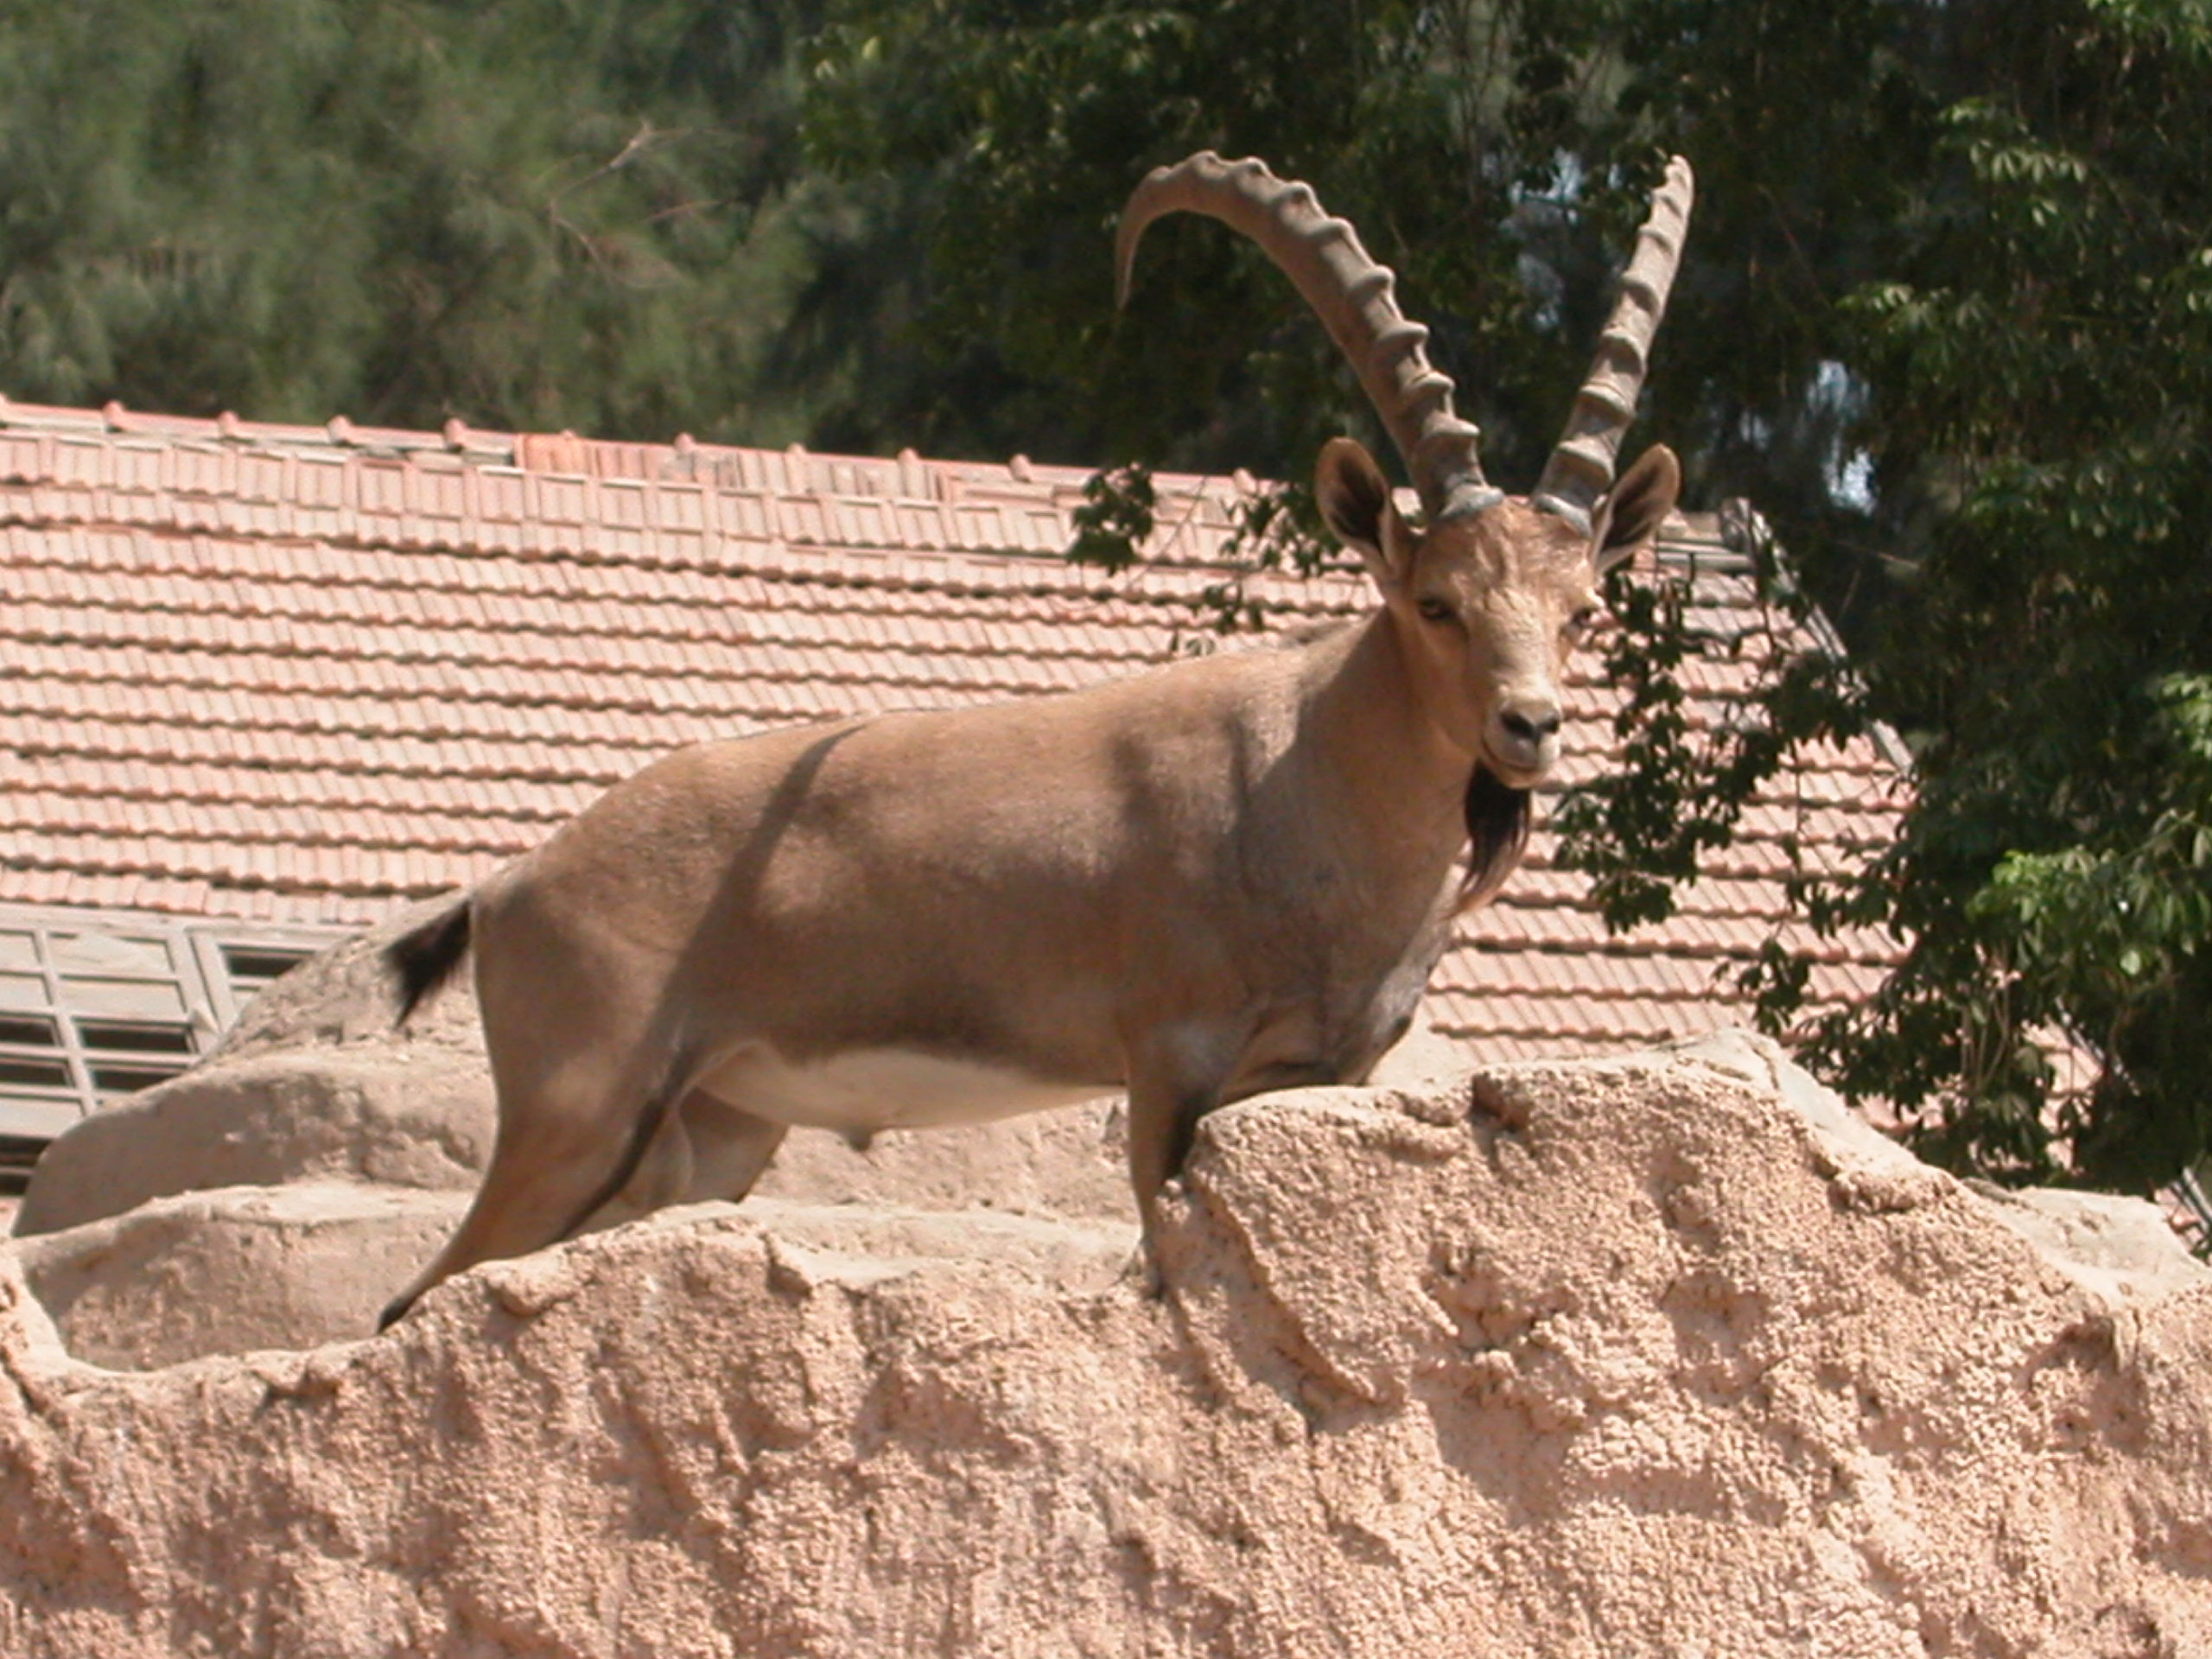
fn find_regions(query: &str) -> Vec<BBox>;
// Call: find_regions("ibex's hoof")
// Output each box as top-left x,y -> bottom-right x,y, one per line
1118,1245 -> 1166,1300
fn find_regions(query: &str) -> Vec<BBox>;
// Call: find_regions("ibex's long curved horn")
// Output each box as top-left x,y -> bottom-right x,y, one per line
1533,156 -> 1695,532
1117,152 -> 1502,523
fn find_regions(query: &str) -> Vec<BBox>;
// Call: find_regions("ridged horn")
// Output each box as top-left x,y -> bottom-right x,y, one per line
1116,152 -> 1502,523
1533,155 -> 1695,531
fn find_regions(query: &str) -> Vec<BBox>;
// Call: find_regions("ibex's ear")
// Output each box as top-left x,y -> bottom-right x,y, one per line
1590,444 -> 1681,575
1317,437 -> 1412,589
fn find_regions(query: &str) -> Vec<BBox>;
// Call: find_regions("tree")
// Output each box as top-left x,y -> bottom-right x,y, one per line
800,0 -> 2212,1198
0,0 -> 821,440
1777,7 -> 2212,1188
797,0 -> 1664,476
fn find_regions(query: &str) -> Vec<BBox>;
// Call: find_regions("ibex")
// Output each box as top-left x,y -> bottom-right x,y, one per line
378,152 -> 1694,1329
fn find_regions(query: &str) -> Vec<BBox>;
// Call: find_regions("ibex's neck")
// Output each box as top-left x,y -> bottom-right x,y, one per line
1301,613 -> 1476,869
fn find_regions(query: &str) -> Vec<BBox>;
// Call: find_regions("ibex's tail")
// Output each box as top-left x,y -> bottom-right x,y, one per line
385,899 -> 473,1025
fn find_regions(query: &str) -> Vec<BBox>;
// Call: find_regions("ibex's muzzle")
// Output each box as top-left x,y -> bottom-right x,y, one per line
1490,695 -> 1564,780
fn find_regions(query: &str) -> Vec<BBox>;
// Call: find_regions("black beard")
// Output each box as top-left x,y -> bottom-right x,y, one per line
1459,765 -> 1532,909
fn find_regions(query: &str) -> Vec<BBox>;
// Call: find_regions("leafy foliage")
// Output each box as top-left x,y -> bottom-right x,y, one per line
1971,679 -> 2212,1187
801,0 -> 2212,1198
1065,464 -> 1156,575
797,0 -> 1660,478
1783,4 -> 2212,1185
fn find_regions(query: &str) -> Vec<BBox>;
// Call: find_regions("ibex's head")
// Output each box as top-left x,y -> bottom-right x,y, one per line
1117,154 -> 1693,791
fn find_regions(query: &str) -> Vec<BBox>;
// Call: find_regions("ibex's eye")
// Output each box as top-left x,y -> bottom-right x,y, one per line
1416,596 -> 1456,625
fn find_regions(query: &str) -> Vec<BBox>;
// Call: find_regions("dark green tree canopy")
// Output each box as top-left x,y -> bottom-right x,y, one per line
0,0 -> 820,438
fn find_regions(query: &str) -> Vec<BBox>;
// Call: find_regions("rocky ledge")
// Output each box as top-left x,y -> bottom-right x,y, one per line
3,1019 -> 2209,1657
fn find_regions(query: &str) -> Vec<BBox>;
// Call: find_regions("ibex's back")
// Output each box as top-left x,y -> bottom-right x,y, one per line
378,152 -> 1694,1330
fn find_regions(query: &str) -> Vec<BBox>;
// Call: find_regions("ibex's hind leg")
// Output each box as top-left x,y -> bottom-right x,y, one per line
676,1090 -> 788,1204
573,1103 -> 696,1231
581,1089 -> 787,1221
377,1049 -> 694,1332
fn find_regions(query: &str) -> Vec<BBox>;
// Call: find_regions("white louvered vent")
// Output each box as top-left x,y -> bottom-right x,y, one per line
0,906 -> 349,1190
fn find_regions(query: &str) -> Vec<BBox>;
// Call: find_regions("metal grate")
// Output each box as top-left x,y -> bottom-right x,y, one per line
0,1134 -> 43,1192
0,903 -> 349,1189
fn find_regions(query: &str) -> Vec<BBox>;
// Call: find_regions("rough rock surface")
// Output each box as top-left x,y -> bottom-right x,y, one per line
5,1031 -> 2212,1657
14,1047 -> 499,1237
14,1181 -> 469,1370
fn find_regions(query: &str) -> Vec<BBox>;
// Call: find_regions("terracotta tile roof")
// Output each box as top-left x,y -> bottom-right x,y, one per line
0,397 -> 1907,1062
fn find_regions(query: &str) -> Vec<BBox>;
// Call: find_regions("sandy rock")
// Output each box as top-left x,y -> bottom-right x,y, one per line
13,1047 -> 496,1238
738,1196 -> 1135,1287
753,1100 -> 1135,1220
13,1183 -> 1133,1372
15,1181 -> 468,1370
1971,1183 -> 2212,1306
3,1043 -> 2211,1657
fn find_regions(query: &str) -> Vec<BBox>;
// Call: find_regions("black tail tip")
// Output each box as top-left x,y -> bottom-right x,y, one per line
385,899 -> 473,1026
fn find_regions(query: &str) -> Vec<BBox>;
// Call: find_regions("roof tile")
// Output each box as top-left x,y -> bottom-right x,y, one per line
0,404 -> 1909,1063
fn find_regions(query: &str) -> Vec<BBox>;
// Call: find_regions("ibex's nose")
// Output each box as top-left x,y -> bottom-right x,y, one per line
1499,704 -> 1561,746
1491,697 -> 1563,778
